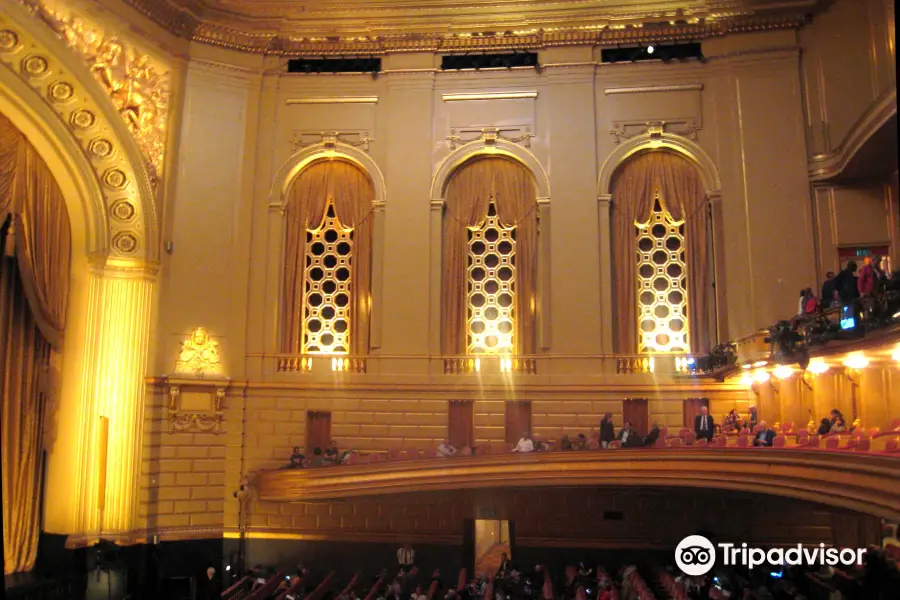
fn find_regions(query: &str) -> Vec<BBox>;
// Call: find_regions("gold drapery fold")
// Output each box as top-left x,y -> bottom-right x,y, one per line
611,150 -> 710,354
281,159 -> 375,354
1,221 -> 51,575
0,114 -> 71,350
441,156 -> 537,356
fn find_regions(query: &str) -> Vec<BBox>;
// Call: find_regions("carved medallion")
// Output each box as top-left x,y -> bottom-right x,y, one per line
22,54 -> 48,76
48,81 -> 74,102
111,231 -> 138,253
88,138 -> 114,158
103,168 -> 128,189
0,30 -> 19,51
70,108 -> 96,130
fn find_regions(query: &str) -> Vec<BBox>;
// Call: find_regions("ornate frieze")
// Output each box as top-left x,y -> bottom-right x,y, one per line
18,0 -> 170,183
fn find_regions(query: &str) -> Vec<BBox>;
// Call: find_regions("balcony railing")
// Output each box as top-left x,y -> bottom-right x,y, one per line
254,353 -> 704,377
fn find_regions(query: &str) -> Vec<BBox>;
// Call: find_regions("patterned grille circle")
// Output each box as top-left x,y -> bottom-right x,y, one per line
636,195 -> 689,353
304,204 -> 353,353
467,203 -> 516,354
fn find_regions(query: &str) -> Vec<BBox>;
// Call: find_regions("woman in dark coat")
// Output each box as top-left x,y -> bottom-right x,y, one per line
599,414 -> 615,449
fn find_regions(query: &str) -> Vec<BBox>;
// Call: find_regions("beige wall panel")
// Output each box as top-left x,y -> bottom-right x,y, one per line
157,64 -> 250,375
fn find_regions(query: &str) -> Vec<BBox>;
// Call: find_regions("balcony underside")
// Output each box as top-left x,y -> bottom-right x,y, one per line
256,450 -> 900,519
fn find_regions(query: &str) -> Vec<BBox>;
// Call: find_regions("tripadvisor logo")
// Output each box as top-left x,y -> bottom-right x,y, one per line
675,535 -> 867,576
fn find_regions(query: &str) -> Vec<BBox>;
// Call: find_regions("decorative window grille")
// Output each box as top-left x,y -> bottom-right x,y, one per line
467,201 -> 516,354
636,193 -> 689,353
303,203 -> 352,353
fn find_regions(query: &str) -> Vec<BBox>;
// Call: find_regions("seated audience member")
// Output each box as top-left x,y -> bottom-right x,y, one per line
753,422 -> 776,446
817,418 -> 832,435
694,406 -> 715,442
724,409 -> 741,432
560,435 -> 573,451
617,422 -> 642,447
437,439 -> 457,457
644,423 -> 661,446
599,413 -> 615,449
512,432 -> 535,453
829,408 -> 844,429
290,447 -> 305,468
575,433 -> 587,450
746,406 -> 759,431
324,440 -> 341,463
311,447 -> 326,467
831,417 -> 847,433
410,585 -> 427,600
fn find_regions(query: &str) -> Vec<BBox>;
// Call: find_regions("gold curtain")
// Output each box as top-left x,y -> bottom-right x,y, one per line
281,160 -> 375,354
0,114 -> 71,349
611,150 -> 710,354
441,156 -> 537,356
1,112 -> 70,575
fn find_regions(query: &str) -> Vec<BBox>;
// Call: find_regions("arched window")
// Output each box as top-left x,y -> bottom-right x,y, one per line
636,193 -> 688,353
611,150 -> 710,355
442,157 -> 537,357
467,201 -> 516,354
282,160 -> 374,355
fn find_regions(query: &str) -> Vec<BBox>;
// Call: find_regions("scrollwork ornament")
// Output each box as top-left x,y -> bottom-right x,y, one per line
167,410 -> 223,435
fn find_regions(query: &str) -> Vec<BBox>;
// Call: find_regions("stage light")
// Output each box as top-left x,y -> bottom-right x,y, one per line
754,370 -> 770,383
773,365 -> 794,380
740,373 -> 753,386
647,45 -> 655,54
806,359 -> 829,375
753,361 -> 768,368
843,353 -> 869,369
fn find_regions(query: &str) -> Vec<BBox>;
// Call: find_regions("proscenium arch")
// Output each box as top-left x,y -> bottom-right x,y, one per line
269,142 -> 387,208
598,132 -> 722,197
431,138 -> 551,202
0,0 -> 159,262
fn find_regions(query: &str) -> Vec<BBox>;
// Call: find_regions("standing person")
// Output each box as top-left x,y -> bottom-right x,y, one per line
834,260 -> 860,304
397,544 -> 415,570
599,414 -> 615,449
859,255 -> 887,297
820,271 -> 837,309
694,406 -> 715,442
202,566 -> 222,600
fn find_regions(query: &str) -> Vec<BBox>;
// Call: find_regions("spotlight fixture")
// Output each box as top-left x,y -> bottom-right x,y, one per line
647,45 -> 655,54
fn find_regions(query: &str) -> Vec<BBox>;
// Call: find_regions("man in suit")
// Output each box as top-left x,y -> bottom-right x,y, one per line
694,406 -> 715,442
617,422 -> 642,447
753,422 -> 776,446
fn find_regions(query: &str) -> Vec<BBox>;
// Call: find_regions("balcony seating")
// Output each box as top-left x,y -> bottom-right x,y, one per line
736,435 -> 750,448
772,435 -> 786,448
853,438 -> 872,452
362,571 -> 386,600
714,435 -> 727,447
695,438 -> 708,447
222,576 -> 250,600
825,436 -> 841,450
796,431 -> 809,445
248,571 -> 285,600
668,437 -> 683,448
782,422 -> 794,435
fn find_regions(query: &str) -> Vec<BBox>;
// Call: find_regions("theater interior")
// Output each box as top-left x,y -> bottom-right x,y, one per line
0,0 -> 898,599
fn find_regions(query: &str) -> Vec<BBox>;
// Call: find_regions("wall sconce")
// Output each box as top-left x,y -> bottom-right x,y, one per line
843,352 -> 868,370
806,359 -> 829,375
772,365 -> 793,380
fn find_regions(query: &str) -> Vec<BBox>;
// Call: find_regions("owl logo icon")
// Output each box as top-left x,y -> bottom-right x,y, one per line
675,535 -> 716,576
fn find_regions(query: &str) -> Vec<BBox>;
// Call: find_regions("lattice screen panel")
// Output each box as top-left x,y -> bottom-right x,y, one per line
636,194 -> 689,354
467,202 -> 516,354
303,203 -> 353,353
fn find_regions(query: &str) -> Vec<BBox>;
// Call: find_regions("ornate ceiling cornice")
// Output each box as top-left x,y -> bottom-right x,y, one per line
112,0 -> 820,55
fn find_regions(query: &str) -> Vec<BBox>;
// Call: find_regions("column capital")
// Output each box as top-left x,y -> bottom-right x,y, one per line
430,199 -> 444,211
597,194 -> 612,208
88,255 -> 160,281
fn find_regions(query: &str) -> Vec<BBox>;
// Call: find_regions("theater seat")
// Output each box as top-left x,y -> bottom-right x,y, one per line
825,436 -> 840,450
678,427 -> 690,437
668,438 -> 683,448
772,435 -> 786,448
714,435 -> 727,447
736,436 -> 749,448
885,439 -> 900,452
683,432 -> 696,446
781,422 -> 794,435
695,438 -> 708,447
853,438 -> 871,452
